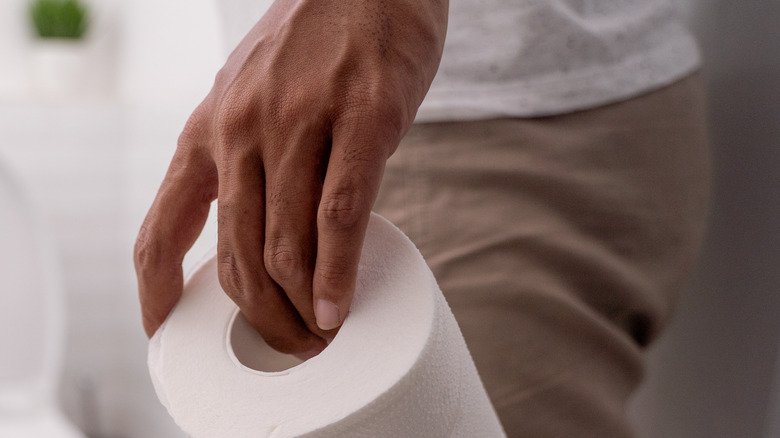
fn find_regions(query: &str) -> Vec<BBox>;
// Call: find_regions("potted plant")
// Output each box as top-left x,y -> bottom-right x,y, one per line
28,0 -> 91,99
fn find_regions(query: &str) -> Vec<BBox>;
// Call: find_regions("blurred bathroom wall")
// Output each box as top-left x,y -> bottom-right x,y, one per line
630,1 -> 780,437
0,0 -> 222,436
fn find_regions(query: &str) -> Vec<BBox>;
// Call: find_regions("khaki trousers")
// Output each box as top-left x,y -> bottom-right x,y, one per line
374,74 -> 710,437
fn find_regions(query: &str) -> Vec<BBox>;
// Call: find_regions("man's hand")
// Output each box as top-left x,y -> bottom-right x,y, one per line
134,0 -> 448,356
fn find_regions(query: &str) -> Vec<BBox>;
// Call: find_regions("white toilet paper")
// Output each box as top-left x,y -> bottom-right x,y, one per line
148,213 -> 505,438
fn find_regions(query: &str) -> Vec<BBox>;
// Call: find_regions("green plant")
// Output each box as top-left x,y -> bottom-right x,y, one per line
29,0 -> 89,39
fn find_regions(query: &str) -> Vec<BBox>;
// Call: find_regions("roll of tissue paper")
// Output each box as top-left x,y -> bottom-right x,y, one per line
148,213 -> 506,438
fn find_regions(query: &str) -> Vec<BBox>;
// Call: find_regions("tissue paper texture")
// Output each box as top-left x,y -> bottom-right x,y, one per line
148,213 -> 505,438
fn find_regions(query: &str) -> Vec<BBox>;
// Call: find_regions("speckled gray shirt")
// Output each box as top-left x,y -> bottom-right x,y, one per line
217,0 -> 700,122
417,0 -> 700,121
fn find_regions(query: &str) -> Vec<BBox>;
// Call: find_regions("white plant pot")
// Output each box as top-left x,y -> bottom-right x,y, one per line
28,39 -> 90,101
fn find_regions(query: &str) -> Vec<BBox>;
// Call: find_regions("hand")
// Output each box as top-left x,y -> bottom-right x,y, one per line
134,0 -> 448,356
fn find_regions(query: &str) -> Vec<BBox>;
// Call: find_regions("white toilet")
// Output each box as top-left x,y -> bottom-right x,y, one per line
0,162 -> 85,438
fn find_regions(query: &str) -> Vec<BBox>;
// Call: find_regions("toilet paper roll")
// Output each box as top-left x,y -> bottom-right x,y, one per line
148,213 -> 506,438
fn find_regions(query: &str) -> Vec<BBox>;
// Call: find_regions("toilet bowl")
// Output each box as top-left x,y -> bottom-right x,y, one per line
0,161 -> 85,438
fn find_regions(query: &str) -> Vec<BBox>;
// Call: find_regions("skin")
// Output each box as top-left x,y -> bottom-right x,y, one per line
134,0 -> 448,357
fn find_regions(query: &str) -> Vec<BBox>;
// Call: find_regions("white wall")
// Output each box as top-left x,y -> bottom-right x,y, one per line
0,0 -> 30,99
117,0 -> 223,106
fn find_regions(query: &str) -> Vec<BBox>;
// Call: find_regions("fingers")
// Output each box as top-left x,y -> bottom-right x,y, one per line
263,136 -> 327,336
216,151 -> 327,355
312,124 -> 389,331
135,148 -> 217,338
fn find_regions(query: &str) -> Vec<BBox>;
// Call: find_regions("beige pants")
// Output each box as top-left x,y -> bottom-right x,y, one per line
374,74 -> 710,437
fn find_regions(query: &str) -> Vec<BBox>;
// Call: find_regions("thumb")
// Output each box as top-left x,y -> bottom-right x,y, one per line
312,127 -> 389,332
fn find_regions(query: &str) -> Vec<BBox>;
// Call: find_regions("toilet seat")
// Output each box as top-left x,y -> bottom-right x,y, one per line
0,161 -> 85,437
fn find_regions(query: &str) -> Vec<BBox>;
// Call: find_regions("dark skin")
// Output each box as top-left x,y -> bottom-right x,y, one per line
134,0 -> 448,357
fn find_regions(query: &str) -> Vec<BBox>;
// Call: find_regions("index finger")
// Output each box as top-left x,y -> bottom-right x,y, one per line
134,149 -> 217,338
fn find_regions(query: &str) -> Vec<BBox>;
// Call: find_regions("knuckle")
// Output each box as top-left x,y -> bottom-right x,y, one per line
316,258 -> 351,287
213,93 -> 254,154
262,88 -> 314,139
318,191 -> 364,231
134,224 -> 163,275
215,109 -> 242,147
341,84 -> 408,144
264,238 -> 304,283
217,250 -> 246,299
371,96 -> 407,141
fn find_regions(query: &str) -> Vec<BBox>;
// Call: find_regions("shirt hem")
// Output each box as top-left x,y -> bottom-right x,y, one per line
414,35 -> 701,123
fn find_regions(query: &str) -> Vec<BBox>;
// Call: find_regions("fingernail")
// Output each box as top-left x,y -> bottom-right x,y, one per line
315,299 -> 340,331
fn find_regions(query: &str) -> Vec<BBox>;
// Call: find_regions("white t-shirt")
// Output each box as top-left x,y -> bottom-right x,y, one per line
217,0 -> 700,123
